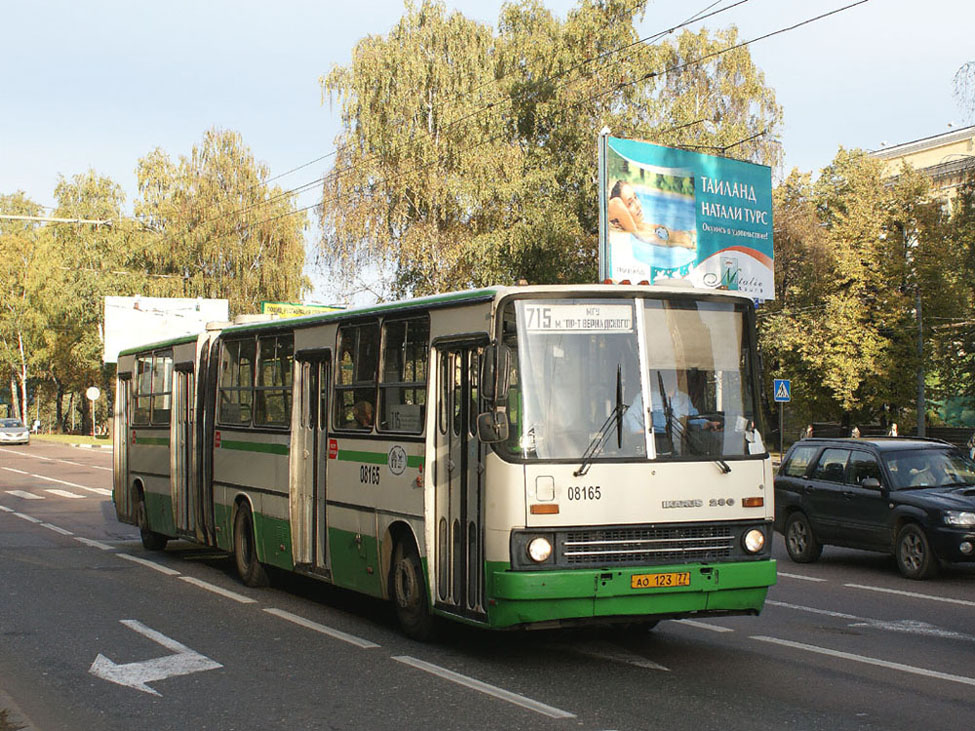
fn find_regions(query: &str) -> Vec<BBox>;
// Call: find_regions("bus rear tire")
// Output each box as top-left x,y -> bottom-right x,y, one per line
234,503 -> 269,588
137,494 -> 168,552
391,540 -> 436,641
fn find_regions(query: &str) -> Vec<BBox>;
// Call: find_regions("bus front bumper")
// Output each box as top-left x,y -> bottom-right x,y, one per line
485,560 -> 777,629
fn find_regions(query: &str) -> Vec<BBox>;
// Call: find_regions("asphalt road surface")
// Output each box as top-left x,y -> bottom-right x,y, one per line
2,441 -> 974,730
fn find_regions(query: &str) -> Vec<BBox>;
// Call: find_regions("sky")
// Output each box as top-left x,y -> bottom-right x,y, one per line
2,0 -> 972,303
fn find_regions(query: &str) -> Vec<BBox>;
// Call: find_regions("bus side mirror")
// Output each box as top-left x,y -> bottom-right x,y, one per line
477,410 -> 509,443
480,345 -> 511,404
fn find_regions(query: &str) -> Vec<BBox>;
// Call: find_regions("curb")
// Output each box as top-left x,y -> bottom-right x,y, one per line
68,443 -> 112,450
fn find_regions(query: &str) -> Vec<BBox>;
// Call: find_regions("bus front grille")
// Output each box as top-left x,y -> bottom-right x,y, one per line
562,525 -> 736,565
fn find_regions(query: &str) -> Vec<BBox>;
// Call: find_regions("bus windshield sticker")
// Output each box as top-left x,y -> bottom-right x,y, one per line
523,304 -> 633,333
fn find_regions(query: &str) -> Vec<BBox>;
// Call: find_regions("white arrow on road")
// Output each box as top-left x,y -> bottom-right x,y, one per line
89,619 -> 222,696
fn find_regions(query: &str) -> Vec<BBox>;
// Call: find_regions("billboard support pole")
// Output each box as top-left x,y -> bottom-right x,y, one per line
597,128 -> 610,282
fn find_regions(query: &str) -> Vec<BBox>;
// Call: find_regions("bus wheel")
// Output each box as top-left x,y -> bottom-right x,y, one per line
391,540 -> 436,641
137,494 -> 168,551
233,503 -> 269,588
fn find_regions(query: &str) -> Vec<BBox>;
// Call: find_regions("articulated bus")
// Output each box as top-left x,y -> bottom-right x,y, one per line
113,283 -> 776,638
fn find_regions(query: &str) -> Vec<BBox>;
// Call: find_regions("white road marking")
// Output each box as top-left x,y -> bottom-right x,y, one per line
118,553 -> 181,576
179,576 -> 257,603
44,489 -> 85,499
263,608 -> 380,649
752,635 -> 975,687
393,655 -> 576,719
676,619 -> 735,633
766,599 -> 975,640
777,571 -> 827,582
0,448 -> 112,471
3,467 -> 109,496
766,600 -> 860,621
846,583 -> 975,608
75,536 -> 113,550
89,619 -> 222,696
13,512 -> 41,523
0,505 -> 12,512
5,490 -> 42,500
40,523 -> 73,536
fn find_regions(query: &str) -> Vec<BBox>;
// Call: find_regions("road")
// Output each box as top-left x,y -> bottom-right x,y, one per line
1,441 -> 973,730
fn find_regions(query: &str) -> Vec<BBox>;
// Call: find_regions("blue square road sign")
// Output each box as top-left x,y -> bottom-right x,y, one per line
773,379 -> 791,403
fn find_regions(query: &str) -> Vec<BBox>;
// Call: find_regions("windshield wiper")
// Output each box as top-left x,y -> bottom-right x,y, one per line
575,365 -> 627,477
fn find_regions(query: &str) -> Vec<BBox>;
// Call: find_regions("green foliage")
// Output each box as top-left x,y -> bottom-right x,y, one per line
134,128 -> 310,316
318,0 -> 782,298
0,193 -> 51,422
760,150 -> 962,426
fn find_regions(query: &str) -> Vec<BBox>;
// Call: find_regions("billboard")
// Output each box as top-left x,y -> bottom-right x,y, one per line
103,297 -> 229,363
599,136 -> 774,299
261,301 -> 344,318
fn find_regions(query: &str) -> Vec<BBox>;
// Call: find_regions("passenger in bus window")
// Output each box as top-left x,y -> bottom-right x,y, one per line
353,400 -> 374,428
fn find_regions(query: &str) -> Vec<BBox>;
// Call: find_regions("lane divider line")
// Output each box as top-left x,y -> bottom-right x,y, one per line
676,619 -> 735,633
118,553 -> 181,576
75,537 -> 113,550
752,635 -> 975,687
392,655 -> 576,720
777,571 -> 828,582
0,505 -> 13,512
5,490 -> 42,500
179,576 -> 257,604
845,583 -> 975,608
41,523 -> 73,536
44,489 -> 85,499
263,608 -> 380,649
13,512 -> 41,523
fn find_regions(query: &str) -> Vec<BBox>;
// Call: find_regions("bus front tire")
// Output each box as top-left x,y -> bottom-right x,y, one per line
234,503 -> 269,587
391,540 -> 436,641
137,494 -> 168,552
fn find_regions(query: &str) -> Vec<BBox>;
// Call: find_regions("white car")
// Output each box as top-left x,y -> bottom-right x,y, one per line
0,418 -> 30,444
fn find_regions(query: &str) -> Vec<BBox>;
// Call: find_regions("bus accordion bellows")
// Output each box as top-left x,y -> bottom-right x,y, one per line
112,283 -> 776,639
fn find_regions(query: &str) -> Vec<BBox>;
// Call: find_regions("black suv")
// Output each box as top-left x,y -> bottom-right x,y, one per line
775,437 -> 975,579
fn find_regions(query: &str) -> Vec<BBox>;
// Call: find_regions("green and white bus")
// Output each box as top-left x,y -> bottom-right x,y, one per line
113,283 -> 776,638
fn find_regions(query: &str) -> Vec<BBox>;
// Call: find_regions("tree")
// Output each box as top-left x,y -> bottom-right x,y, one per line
0,193 -> 51,423
318,0 -> 782,298
134,127 -> 310,316
759,149 -> 960,429
45,171 -> 138,431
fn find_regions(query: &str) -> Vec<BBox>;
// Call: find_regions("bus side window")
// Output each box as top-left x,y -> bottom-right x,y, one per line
334,321 -> 379,431
132,355 -> 152,425
255,334 -> 293,427
378,316 -> 428,434
219,339 -> 255,426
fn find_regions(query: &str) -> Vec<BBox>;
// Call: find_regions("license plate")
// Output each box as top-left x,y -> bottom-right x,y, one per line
630,571 -> 691,589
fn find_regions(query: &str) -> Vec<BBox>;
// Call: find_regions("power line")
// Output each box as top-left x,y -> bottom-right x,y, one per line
192,0 -> 754,232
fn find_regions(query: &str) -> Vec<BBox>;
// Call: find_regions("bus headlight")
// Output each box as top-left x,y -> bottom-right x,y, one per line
742,529 -> 765,554
527,537 -> 553,563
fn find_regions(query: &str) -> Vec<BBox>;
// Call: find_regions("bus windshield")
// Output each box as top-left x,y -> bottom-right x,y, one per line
501,296 -> 763,461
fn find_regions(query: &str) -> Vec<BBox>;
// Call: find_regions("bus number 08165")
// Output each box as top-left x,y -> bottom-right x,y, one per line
567,485 -> 601,501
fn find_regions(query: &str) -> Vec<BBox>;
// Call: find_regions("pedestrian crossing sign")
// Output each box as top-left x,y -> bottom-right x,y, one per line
773,379 -> 791,403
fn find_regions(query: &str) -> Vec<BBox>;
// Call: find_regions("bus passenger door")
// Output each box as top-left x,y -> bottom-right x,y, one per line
113,376 -> 134,522
291,352 -> 330,573
171,367 -> 195,534
434,343 -> 486,620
